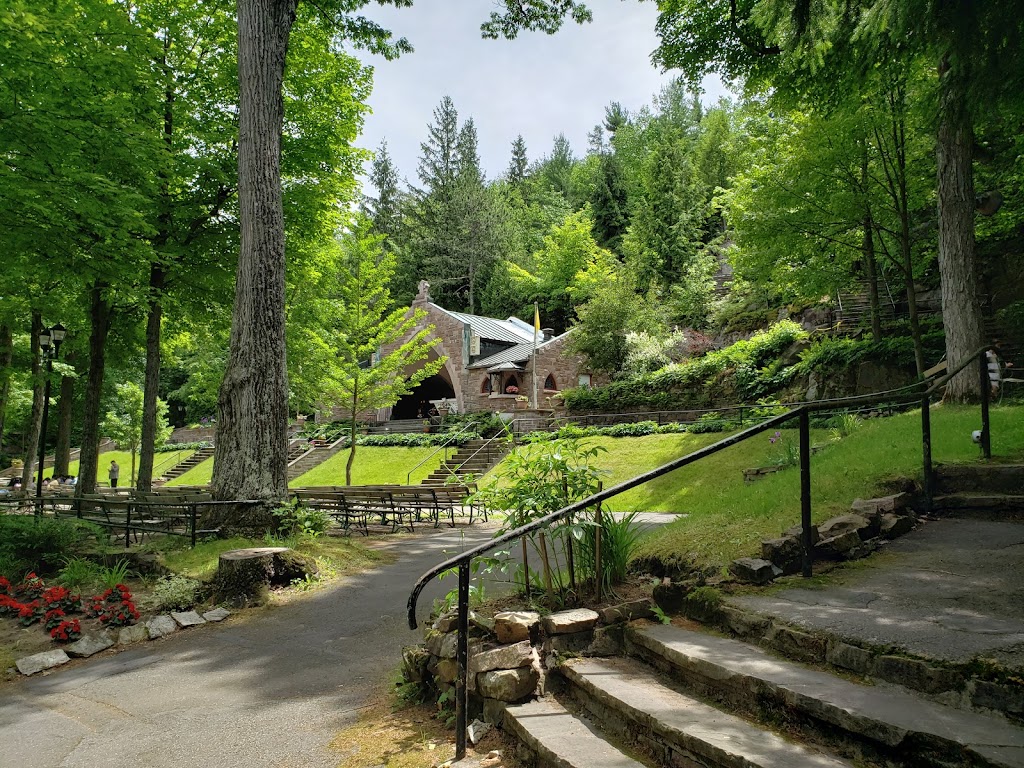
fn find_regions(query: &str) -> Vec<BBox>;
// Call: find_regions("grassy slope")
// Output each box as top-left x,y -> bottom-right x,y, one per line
488,405 -> 1024,569
43,449 -> 194,485
167,446 -> 445,488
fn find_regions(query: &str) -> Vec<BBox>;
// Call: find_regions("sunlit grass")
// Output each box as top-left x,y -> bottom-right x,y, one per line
43,450 -> 194,486
481,405 -> 1023,570
165,456 -> 213,487
292,446 -> 444,487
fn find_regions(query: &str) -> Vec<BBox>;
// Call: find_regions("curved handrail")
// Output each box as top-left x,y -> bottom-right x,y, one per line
406,420 -> 480,485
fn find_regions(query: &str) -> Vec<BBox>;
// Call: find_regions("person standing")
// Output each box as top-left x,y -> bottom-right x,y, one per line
109,460 -> 120,488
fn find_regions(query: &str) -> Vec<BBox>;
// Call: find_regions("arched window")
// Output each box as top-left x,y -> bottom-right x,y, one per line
544,374 -> 557,391
504,375 -> 519,394
481,376 -> 491,394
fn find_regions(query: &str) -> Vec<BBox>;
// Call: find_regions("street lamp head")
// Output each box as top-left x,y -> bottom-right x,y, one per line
39,327 -> 52,352
50,322 -> 66,353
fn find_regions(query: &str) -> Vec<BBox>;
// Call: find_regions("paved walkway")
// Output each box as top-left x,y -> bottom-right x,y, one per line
732,518 -> 1024,667
0,524 -> 503,768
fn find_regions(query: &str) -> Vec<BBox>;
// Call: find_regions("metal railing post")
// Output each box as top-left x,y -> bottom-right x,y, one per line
191,503 -> 198,547
921,396 -> 933,514
595,482 -> 603,602
455,560 -> 471,760
125,502 -> 132,549
799,410 -> 813,577
979,353 -> 992,459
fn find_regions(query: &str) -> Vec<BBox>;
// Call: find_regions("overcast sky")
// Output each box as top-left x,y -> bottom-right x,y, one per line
356,0 -> 728,187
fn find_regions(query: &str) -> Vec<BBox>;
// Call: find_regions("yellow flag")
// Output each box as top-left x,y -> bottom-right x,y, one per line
534,302 -> 540,333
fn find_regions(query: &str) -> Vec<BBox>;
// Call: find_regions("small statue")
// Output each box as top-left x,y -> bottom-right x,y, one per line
416,280 -> 431,301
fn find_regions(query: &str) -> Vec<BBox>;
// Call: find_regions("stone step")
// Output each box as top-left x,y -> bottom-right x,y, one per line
935,464 -> 1024,495
558,656 -> 853,768
932,493 -> 1024,517
625,624 -> 1024,768
502,697 -> 646,768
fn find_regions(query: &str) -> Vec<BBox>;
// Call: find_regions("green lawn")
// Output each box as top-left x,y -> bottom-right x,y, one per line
44,449 -> 195,486
166,445 -> 446,488
291,446 -> 443,487
485,405 -> 1024,570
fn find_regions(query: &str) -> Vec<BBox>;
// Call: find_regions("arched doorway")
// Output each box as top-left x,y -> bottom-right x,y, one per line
391,374 -> 456,419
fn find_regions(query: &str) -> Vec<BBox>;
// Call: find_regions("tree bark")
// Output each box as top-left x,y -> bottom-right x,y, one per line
22,312 -> 44,487
53,361 -> 75,477
346,380 -> 358,485
862,214 -> 883,342
77,284 -> 112,496
210,0 -> 296,525
0,324 -> 12,452
137,265 -> 165,492
936,64 -> 984,401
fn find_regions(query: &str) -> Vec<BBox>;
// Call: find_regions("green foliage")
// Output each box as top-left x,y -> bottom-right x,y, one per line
156,441 -> 212,452
56,557 -> 103,590
565,321 -> 807,412
102,382 -> 173,485
98,559 -> 133,591
153,575 -> 202,612
830,413 -> 864,440
574,510 -> 646,596
272,499 -> 331,540
796,330 -> 945,376
0,517 -> 100,577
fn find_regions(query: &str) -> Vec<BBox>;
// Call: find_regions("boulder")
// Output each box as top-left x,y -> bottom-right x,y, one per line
435,658 -> 460,684
493,611 -> 539,643
470,641 -> 534,674
761,535 -> 803,574
468,719 -> 493,745
402,646 -> 431,683
202,607 -> 231,622
16,649 -> 70,676
598,600 -> 655,624
66,633 -> 114,658
818,513 -> 876,541
728,557 -> 779,585
544,630 -> 594,654
433,611 -> 458,633
880,513 -> 915,539
540,609 -> 599,635
814,530 -> 862,560
476,667 -> 539,702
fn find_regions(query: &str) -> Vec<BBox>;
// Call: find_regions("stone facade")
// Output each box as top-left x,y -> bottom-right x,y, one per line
373,282 -> 605,419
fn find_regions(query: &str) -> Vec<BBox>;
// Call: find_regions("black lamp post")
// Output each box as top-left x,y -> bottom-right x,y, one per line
35,323 -> 66,505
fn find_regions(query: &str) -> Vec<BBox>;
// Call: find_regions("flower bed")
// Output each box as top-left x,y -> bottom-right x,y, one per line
0,573 -> 138,646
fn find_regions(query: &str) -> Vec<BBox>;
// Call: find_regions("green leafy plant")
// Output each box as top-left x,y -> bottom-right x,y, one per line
56,557 -> 103,590
574,510 -> 646,596
651,605 -> 672,625
830,412 -> 863,440
98,559 -> 133,590
767,430 -> 800,468
153,575 -> 201,612
0,517 -> 101,577
272,498 -> 331,539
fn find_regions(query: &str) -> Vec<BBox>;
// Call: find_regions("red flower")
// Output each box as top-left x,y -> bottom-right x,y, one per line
0,576 -> 11,595
50,619 -> 81,642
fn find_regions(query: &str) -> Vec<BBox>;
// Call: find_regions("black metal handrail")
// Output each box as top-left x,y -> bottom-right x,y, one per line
407,346 -> 997,759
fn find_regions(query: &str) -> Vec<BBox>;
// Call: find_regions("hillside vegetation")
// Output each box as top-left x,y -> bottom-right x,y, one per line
487,405 -> 1024,570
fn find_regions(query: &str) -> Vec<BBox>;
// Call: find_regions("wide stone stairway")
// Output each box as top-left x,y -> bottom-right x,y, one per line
496,464 -> 1024,768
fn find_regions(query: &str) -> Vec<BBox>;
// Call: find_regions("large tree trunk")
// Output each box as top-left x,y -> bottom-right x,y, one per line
22,312 -> 44,488
936,64 -> 984,401
53,361 -> 75,477
137,265 -> 165,492
77,284 -> 112,496
0,324 -> 12,452
210,0 -> 296,526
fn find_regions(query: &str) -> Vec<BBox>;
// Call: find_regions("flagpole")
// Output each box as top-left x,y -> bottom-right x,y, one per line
532,302 -> 539,410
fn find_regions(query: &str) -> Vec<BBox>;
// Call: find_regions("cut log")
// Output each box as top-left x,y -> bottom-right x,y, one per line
213,547 -> 316,605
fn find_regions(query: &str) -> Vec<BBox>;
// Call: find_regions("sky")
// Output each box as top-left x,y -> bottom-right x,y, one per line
356,0 -> 728,187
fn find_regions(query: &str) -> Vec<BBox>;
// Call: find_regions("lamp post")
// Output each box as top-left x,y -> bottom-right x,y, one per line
35,323 -> 66,507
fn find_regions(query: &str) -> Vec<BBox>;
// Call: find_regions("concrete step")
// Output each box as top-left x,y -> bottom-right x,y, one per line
558,656 -> 852,768
625,623 -> 1024,768
502,697 -> 645,768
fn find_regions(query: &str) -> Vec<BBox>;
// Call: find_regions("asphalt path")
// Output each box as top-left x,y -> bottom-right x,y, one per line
0,524 -> 504,768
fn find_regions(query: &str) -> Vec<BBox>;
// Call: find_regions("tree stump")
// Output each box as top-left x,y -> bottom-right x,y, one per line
213,547 -> 317,605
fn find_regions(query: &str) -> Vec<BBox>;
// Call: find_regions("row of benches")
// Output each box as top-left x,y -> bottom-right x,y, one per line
291,484 -> 483,535
2,485 -> 484,543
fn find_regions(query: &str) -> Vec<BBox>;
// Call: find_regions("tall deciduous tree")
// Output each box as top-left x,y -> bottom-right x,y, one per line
328,218 -> 445,484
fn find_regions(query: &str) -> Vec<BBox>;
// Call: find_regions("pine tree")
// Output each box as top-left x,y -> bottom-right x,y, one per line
507,135 -> 529,186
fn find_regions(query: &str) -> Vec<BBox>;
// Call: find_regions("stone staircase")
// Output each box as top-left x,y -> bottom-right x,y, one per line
495,464 -> 1024,768
156,446 -> 214,483
422,438 -> 508,486
287,438 -> 346,481
932,463 -> 1024,517
502,621 -> 1024,768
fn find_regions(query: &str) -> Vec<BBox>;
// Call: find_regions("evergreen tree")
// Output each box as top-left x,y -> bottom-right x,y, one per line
589,153 -> 629,253
507,135 -> 530,186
